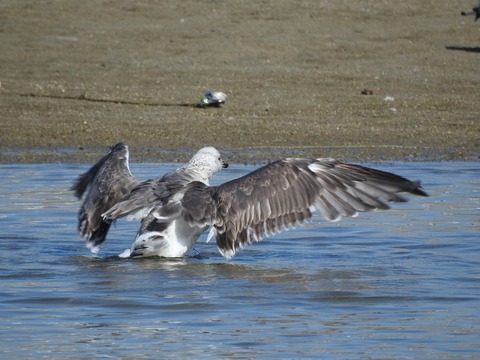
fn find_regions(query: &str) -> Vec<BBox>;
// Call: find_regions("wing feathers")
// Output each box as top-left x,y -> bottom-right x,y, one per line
187,158 -> 428,258
72,143 -> 140,248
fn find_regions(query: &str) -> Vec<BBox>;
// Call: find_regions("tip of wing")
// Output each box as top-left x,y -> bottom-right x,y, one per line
86,242 -> 100,255
411,181 -> 429,197
218,247 -> 235,260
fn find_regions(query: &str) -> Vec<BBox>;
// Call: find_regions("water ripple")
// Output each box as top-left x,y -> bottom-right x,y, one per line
0,162 -> 479,359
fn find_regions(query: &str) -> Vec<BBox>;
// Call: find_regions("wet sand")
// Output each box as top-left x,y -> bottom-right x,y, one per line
0,1 -> 479,164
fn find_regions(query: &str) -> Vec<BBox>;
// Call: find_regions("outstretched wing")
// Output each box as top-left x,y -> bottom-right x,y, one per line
180,158 -> 428,258
71,143 -> 140,250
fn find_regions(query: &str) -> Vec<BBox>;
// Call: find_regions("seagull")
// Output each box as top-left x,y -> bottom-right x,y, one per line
461,1 -> 480,21
72,144 -> 228,256
73,143 -> 428,259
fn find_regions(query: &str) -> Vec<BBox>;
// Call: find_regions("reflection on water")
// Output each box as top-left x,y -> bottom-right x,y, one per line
0,162 -> 479,359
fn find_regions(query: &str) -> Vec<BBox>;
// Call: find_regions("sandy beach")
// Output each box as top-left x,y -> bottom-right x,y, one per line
0,1 -> 478,164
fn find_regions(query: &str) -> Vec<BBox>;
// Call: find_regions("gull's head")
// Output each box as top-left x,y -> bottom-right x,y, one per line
109,142 -> 129,163
187,146 -> 229,180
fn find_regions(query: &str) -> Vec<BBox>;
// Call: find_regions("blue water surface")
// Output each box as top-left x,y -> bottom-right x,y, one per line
0,161 -> 478,359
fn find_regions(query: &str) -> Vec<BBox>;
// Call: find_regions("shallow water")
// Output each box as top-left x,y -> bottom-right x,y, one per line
0,162 -> 478,359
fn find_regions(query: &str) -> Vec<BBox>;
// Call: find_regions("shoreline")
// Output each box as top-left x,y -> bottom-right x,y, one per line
0,144 -> 475,165
1,1 -> 479,165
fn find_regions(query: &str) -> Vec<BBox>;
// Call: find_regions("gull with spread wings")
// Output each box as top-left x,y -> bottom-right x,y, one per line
72,143 -> 428,259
